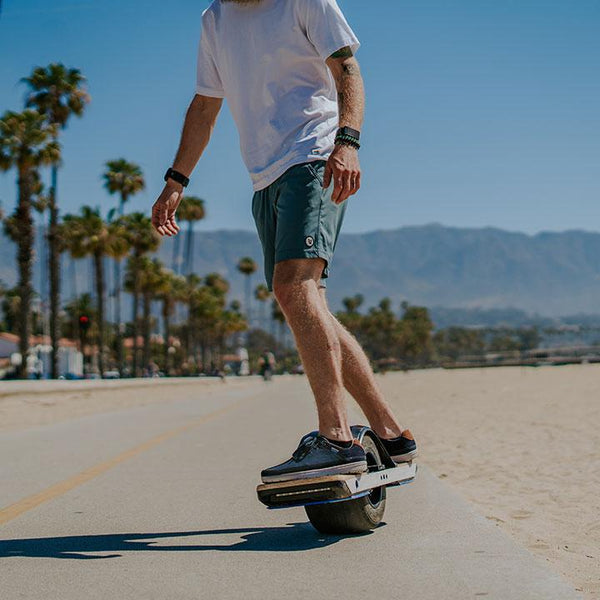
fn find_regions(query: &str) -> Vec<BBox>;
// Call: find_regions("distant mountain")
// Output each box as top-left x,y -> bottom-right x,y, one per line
331,225 -> 600,316
2,224 -> 600,319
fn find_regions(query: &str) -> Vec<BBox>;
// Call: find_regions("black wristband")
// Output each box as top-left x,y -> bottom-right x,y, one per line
334,135 -> 360,150
337,126 -> 360,141
164,168 -> 189,188
335,138 -> 360,150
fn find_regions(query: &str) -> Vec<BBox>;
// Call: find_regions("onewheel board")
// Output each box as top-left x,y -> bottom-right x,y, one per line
257,427 -> 417,534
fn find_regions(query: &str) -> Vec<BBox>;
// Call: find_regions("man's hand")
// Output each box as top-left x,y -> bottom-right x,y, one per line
151,182 -> 183,236
323,144 -> 361,204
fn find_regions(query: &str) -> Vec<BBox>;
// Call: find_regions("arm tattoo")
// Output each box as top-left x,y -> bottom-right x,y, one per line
330,46 -> 354,59
334,58 -> 364,130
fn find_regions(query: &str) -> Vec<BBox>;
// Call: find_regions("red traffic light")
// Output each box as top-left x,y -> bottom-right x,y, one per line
79,315 -> 89,324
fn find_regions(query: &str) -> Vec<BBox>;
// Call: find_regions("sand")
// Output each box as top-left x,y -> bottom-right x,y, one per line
1,366 -> 598,597
379,365 -> 600,599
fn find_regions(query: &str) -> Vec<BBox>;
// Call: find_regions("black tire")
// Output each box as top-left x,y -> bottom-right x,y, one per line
305,435 -> 386,534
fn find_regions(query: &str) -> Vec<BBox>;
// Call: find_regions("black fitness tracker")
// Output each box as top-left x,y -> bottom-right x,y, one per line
337,126 -> 361,141
164,168 -> 190,188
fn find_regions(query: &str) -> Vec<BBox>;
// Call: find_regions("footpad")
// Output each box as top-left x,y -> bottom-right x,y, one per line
257,475 -> 356,508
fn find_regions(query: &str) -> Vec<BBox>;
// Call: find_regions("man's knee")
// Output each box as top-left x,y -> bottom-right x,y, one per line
272,276 -> 306,311
272,258 -> 325,311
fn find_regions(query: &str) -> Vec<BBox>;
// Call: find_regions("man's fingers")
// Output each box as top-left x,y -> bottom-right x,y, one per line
334,171 -> 352,204
331,175 -> 344,204
152,201 -> 169,235
166,207 -> 181,234
165,212 -> 180,235
163,222 -> 178,236
349,171 -> 361,196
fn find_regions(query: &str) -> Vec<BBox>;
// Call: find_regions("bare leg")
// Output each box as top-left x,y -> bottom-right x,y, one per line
319,289 -> 403,439
273,259 -> 351,442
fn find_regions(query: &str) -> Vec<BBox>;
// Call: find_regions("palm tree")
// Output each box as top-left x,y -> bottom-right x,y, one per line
121,212 -> 160,376
103,159 -> 145,371
62,206 -> 110,375
105,218 -> 131,374
215,303 -> 247,370
23,63 -> 90,379
237,257 -> 257,326
254,283 -> 271,331
103,159 -> 145,216
179,274 -> 203,368
1,285 -> 21,334
342,294 -> 364,314
31,178 -> 49,333
155,268 -> 185,374
177,196 -> 205,275
136,257 -> 167,373
205,272 -> 230,296
0,109 -> 59,378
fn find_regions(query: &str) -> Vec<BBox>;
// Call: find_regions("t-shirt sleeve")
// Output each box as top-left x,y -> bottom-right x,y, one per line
195,11 -> 225,98
303,0 -> 360,61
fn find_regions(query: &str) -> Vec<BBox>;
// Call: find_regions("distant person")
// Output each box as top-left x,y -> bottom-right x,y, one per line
259,349 -> 275,381
152,0 -> 417,483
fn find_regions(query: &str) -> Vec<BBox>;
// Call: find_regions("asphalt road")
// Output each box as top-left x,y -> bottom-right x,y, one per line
0,377 -> 581,599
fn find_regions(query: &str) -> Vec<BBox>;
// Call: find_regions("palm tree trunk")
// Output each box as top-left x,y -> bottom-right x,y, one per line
93,250 -> 105,376
184,221 -> 192,275
172,234 -> 180,274
142,292 -> 151,373
132,283 -> 139,377
245,275 -> 251,328
48,164 -> 60,379
201,339 -> 207,374
163,299 -> 171,374
114,258 -> 124,374
16,170 -> 34,379
260,301 -> 266,332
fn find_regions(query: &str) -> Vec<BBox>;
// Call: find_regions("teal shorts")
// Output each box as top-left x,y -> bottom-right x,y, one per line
252,160 -> 347,291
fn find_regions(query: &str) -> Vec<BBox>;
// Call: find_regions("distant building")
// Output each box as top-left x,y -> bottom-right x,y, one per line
0,333 -> 83,379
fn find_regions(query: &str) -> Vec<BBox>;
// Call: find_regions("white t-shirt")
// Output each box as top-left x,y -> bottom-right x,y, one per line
196,0 -> 360,191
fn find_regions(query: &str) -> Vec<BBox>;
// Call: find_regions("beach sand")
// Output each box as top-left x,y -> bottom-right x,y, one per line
379,364 -> 600,599
1,366 -> 598,597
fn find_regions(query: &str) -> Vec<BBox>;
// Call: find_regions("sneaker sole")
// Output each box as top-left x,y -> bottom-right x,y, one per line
261,460 -> 368,484
390,449 -> 418,463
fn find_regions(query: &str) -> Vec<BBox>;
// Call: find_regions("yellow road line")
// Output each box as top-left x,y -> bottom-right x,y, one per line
0,399 -> 246,527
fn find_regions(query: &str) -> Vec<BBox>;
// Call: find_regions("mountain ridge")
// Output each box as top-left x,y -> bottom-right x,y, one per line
2,224 -> 599,317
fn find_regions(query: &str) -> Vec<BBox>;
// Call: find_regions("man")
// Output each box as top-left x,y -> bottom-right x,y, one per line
152,0 -> 417,483
259,349 -> 275,381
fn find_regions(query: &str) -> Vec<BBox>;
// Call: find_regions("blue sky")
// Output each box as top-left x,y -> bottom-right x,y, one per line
1,0 -> 599,234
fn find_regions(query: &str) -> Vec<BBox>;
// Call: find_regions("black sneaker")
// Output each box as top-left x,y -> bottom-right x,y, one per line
380,429 -> 418,463
261,432 -> 367,484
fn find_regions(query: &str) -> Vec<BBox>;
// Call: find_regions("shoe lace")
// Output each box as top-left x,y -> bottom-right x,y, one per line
292,434 -> 328,462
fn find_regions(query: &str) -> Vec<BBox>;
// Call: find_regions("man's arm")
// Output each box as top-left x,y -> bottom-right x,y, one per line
325,48 -> 365,204
151,94 -> 222,236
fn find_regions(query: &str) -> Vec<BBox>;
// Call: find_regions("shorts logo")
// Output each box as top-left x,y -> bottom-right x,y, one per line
305,236 -> 314,248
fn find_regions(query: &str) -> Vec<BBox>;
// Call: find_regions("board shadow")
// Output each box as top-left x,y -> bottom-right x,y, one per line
0,522 -> 373,559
